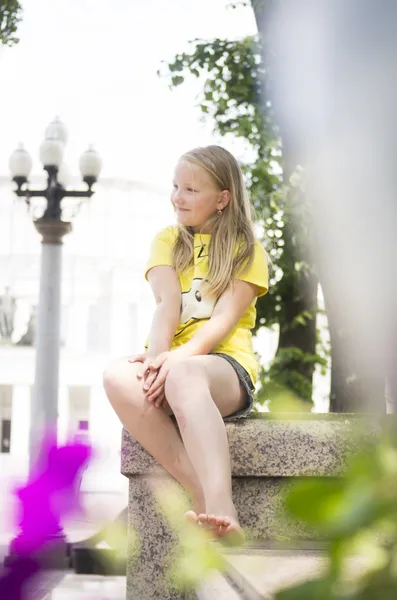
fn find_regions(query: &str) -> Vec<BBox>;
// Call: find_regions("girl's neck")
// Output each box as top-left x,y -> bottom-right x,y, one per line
192,224 -> 212,235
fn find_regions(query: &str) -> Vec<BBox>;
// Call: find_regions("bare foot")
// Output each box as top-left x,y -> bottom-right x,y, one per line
197,513 -> 245,546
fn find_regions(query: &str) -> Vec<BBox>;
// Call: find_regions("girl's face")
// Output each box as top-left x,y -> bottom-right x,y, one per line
171,161 -> 226,233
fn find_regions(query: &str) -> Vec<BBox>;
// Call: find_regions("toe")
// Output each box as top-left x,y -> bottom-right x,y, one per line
198,513 -> 209,525
185,510 -> 199,524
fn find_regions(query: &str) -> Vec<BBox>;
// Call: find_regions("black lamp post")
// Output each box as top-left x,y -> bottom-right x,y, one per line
9,116 -> 102,471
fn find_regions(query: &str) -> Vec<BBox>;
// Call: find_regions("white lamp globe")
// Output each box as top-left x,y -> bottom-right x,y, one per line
79,145 -> 102,181
45,116 -> 68,145
39,137 -> 64,169
9,143 -> 32,180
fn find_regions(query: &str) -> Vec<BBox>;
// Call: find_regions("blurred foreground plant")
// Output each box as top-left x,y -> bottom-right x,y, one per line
277,421 -> 397,599
154,484 -> 227,591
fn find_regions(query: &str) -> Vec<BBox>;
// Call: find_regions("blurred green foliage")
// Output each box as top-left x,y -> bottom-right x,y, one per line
154,485 -> 227,591
277,423 -> 397,599
0,0 -> 22,46
160,26 -> 323,408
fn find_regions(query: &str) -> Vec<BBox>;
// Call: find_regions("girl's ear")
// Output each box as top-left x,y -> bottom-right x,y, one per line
218,189 -> 230,210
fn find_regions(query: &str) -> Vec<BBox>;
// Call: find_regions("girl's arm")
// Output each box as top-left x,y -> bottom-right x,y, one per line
146,265 -> 181,357
177,279 -> 259,358
144,279 -> 259,405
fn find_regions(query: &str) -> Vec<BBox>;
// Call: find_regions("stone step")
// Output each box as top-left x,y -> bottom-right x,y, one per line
193,575 -> 242,600
217,544 -> 369,600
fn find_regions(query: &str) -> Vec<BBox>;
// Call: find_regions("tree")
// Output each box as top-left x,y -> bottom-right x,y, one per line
0,0 -> 23,47
253,0 -> 389,413
162,31 -> 325,408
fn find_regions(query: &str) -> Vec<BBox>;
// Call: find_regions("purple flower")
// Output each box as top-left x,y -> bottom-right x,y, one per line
0,556 -> 40,600
0,432 -> 92,599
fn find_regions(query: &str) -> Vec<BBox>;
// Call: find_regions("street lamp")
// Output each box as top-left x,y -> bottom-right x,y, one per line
9,116 -> 102,471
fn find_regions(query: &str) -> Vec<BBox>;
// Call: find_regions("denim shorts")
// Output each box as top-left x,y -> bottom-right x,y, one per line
211,352 -> 255,420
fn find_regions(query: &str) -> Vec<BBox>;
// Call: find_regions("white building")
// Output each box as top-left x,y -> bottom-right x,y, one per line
0,174 -> 174,499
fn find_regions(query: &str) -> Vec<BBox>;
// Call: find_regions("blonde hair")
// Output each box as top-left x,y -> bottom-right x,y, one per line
172,145 -> 257,298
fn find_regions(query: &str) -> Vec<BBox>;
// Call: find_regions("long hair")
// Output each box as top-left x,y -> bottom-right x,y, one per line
172,145 -> 257,298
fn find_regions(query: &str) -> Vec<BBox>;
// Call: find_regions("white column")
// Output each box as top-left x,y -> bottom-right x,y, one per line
30,221 -> 71,471
11,385 -> 31,457
57,385 -> 70,444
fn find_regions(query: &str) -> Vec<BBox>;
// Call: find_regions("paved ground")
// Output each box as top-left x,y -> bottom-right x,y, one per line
48,574 -> 126,599
224,547 -> 369,600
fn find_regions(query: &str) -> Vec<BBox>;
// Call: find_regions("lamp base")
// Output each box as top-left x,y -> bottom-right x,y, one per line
34,219 -> 72,244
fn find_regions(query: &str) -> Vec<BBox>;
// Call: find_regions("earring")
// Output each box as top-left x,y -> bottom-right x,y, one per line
217,209 -> 222,215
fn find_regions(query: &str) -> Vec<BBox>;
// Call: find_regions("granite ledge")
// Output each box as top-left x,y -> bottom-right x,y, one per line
121,414 -> 385,479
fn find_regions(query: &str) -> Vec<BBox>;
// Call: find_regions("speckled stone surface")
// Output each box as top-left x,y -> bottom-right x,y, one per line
232,477 -> 318,540
126,475 -> 189,600
121,415 -> 381,478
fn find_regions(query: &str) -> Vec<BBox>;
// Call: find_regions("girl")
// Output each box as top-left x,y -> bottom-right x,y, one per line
103,145 -> 268,541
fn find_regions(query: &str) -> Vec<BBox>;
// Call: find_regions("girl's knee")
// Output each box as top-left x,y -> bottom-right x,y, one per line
103,357 -> 141,403
103,357 -> 124,393
165,358 -> 207,400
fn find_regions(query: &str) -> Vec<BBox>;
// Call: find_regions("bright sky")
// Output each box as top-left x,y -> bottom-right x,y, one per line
0,0 -> 257,186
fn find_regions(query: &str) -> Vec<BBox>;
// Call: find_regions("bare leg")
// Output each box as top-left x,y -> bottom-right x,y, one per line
103,358 -> 205,513
164,356 -> 247,542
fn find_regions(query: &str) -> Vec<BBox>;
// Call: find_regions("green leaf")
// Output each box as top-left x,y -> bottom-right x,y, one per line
285,479 -> 344,528
171,75 -> 184,87
276,578 -> 333,600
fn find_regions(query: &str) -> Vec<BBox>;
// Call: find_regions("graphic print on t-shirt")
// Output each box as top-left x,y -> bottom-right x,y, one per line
197,243 -> 207,259
180,278 -> 216,324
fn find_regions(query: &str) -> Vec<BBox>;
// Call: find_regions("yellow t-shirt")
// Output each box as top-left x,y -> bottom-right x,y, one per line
145,226 -> 269,385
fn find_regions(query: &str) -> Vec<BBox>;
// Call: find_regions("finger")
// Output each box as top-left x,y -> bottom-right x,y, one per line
146,374 -> 163,399
154,393 -> 166,409
148,388 -> 165,407
147,384 -> 163,403
145,386 -> 163,406
146,370 -> 167,398
148,361 -> 160,371
143,370 -> 158,393
128,354 -> 145,364
149,354 -> 167,371
137,359 -> 152,379
150,387 -> 165,408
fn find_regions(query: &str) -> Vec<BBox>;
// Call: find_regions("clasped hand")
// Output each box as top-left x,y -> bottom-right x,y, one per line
127,349 -> 184,408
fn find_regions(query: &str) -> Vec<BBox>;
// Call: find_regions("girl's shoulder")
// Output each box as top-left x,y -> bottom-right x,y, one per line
237,234 -> 265,254
253,237 -> 267,253
152,225 -> 179,245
